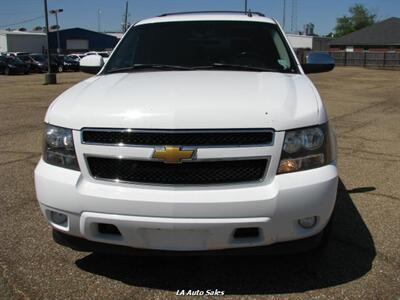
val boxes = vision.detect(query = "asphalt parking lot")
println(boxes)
[0,68,399,299]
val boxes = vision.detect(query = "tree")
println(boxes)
[334,4,376,37]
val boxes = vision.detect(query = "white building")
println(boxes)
[105,32,124,40]
[287,34,313,49]
[0,30,46,53]
[287,34,331,51]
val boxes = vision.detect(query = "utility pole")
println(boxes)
[97,9,102,32]
[291,0,298,33]
[244,0,248,13]
[43,0,56,84]
[49,8,63,54]
[283,0,286,30]
[123,1,129,32]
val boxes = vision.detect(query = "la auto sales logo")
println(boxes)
[176,289,225,296]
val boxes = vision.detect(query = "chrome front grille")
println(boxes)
[82,129,274,185]
[81,129,274,147]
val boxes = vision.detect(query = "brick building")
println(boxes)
[330,17,400,52]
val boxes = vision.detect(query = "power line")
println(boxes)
[0,15,44,28]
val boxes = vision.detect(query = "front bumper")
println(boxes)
[53,227,325,255]
[35,160,338,251]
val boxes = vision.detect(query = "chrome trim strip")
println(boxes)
[80,128,275,148]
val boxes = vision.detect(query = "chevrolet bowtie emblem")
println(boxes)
[152,146,195,164]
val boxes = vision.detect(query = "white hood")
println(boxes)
[46,71,326,131]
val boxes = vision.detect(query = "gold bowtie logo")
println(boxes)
[152,146,195,164]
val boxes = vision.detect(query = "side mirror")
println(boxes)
[302,52,335,74]
[80,55,104,74]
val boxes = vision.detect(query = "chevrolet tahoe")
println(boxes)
[35,11,338,254]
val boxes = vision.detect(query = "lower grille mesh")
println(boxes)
[87,157,268,185]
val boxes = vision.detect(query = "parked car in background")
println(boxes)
[68,53,86,61]
[17,55,33,71]
[51,55,65,73]
[24,54,49,73]
[60,55,80,72]
[84,51,110,63]
[6,52,30,57]
[29,54,63,73]
[0,55,29,75]
[84,51,109,58]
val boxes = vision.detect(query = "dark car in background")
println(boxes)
[0,56,29,75]
[29,54,64,73]
[59,55,79,72]
[18,55,33,71]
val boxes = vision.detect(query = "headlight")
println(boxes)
[278,123,335,174]
[43,124,80,170]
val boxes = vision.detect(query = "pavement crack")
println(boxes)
[0,126,43,137]
[0,150,41,155]
[332,97,399,122]
[338,135,396,144]
[0,154,40,167]
[368,192,400,202]
[338,146,400,160]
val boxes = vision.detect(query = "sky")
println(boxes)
[0,0,399,35]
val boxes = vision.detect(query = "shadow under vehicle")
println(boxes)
[74,179,376,295]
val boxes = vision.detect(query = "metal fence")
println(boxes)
[328,51,400,69]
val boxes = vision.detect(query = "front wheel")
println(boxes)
[58,65,63,73]
[4,67,10,75]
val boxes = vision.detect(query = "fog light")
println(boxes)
[50,211,67,225]
[298,216,317,229]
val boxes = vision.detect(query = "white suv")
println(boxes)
[35,11,338,254]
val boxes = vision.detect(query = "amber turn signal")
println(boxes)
[278,159,299,173]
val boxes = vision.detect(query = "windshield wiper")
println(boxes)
[191,63,284,72]
[105,63,291,74]
[105,64,191,74]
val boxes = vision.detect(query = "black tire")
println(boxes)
[58,65,63,73]
[4,67,10,75]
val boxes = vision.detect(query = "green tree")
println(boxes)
[334,4,376,37]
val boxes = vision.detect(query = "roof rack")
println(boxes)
[158,11,265,18]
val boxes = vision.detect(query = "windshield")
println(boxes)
[64,56,75,62]
[31,55,46,63]
[6,57,24,64]
[19,56,31,62]
[104,21,297,74]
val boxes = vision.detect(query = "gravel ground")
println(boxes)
[0,68,399,299]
